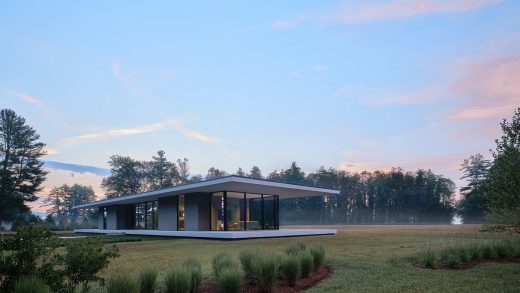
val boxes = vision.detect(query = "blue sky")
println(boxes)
[1,1,519,212]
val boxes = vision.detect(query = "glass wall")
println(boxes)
[246,193,262,230]
[103,207,107,229]
[134,201,158,229]
[178,195,185,231]
[211,192,225,231]
[226,192,245,231]
[263,195,277,229]
[210,192,279,231]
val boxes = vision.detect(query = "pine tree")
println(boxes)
[0,109,47,222]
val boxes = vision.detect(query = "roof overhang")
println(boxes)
[73,176,340,209]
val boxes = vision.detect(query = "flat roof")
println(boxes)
[73,175,340,209]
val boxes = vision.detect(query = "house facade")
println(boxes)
[73,176,339,239]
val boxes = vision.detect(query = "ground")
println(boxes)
[85,224,519,292]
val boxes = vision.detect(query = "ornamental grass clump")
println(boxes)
[418,248,437,268]
[184,259,202,293]
[165,267,191,293]
[13,276,50,293]
[138,267,158,293]
[468,244,482,261]
[492,241,510,258]
[106,271,139,293]
[481,244,494,259]
[285,241,306,256]
[280,255,300,287]
[239,249,258,277]
[217,267,241,293]
[299,252,314,278]
[251,252,280,293]
[212,252,236,279]
[310,245,325,270]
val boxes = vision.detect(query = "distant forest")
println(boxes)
[100,153,456,225]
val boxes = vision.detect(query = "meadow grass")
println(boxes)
[94,224,520,292]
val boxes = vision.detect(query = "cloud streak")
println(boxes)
[274,0,501,28]
[51,118,219,153]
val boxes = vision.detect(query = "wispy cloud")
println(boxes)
[274,0,501,28]
[111,61,175,98]
[448,56,520,120]
[2,89,52,117]
[51,118,219,153]
[363,89,436,105]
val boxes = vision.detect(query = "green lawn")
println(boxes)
[97,225,520,292]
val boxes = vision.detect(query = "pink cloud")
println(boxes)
[333,0,501,23]
[273,0,501,28]
[449,56,520,120]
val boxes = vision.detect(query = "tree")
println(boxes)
[206,167,227,180]
[235,167,245,177]
[484,107,520,232]
[457,154,491,223]
[148,150,178,189]
[176,158,190,184]
[44,184,96,228]
[0,109,47,222]
[249,166,263,179]
[101,155,147,198]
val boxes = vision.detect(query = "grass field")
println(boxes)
[97,224,519,292]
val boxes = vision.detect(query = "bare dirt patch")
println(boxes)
[199,264,333,293]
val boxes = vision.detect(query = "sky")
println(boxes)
[1,1,519,214]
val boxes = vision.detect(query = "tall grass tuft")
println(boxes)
[280,255,300,287]
[138,267,158,293]
[239,249,258,277]
[418,248,437,268]
[285,241,306,256]
[106,271,139,293]
[493,241,510,258]
[13,276,50,293]
[184,259,202,293]
[212,252,236,279]
[299,252,314,278]
[481,244,493,259]
[468,244,482,260]
[217,267,241,293]
[164,267,191,293]
[251,253,280,293]
[310,245,325,270]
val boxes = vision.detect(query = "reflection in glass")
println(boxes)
[263,195,276,229]
[226,192,245,231]
[246,194,262,230]
[211,192,225,230]
[178,195,185,231]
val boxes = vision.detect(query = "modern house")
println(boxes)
[73,176,339,239]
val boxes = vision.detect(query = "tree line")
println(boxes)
[1,107,519,229]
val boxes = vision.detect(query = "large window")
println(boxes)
[178,195,185,231]
[211,192,225,231]
[226,192,245,231]
[246,194,262,230]
[211,192,279,231]
[134,201,158,230]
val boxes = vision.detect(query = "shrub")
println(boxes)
[310,245,325,270]
[184,259,202,293]
[418,249,437,268]
[106,271,138,293]
[0,226,55,292]
[299,252,314,278]
[59,237,119,293]
[217,267,241,293]
[138,267,158,293]
[212,252,235,279]
[164,267,191,293]
[13,276,50,293]
[239,249,258,277]
[280,255,300,287]
[285,241,306,256]
[251,253,279,293]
